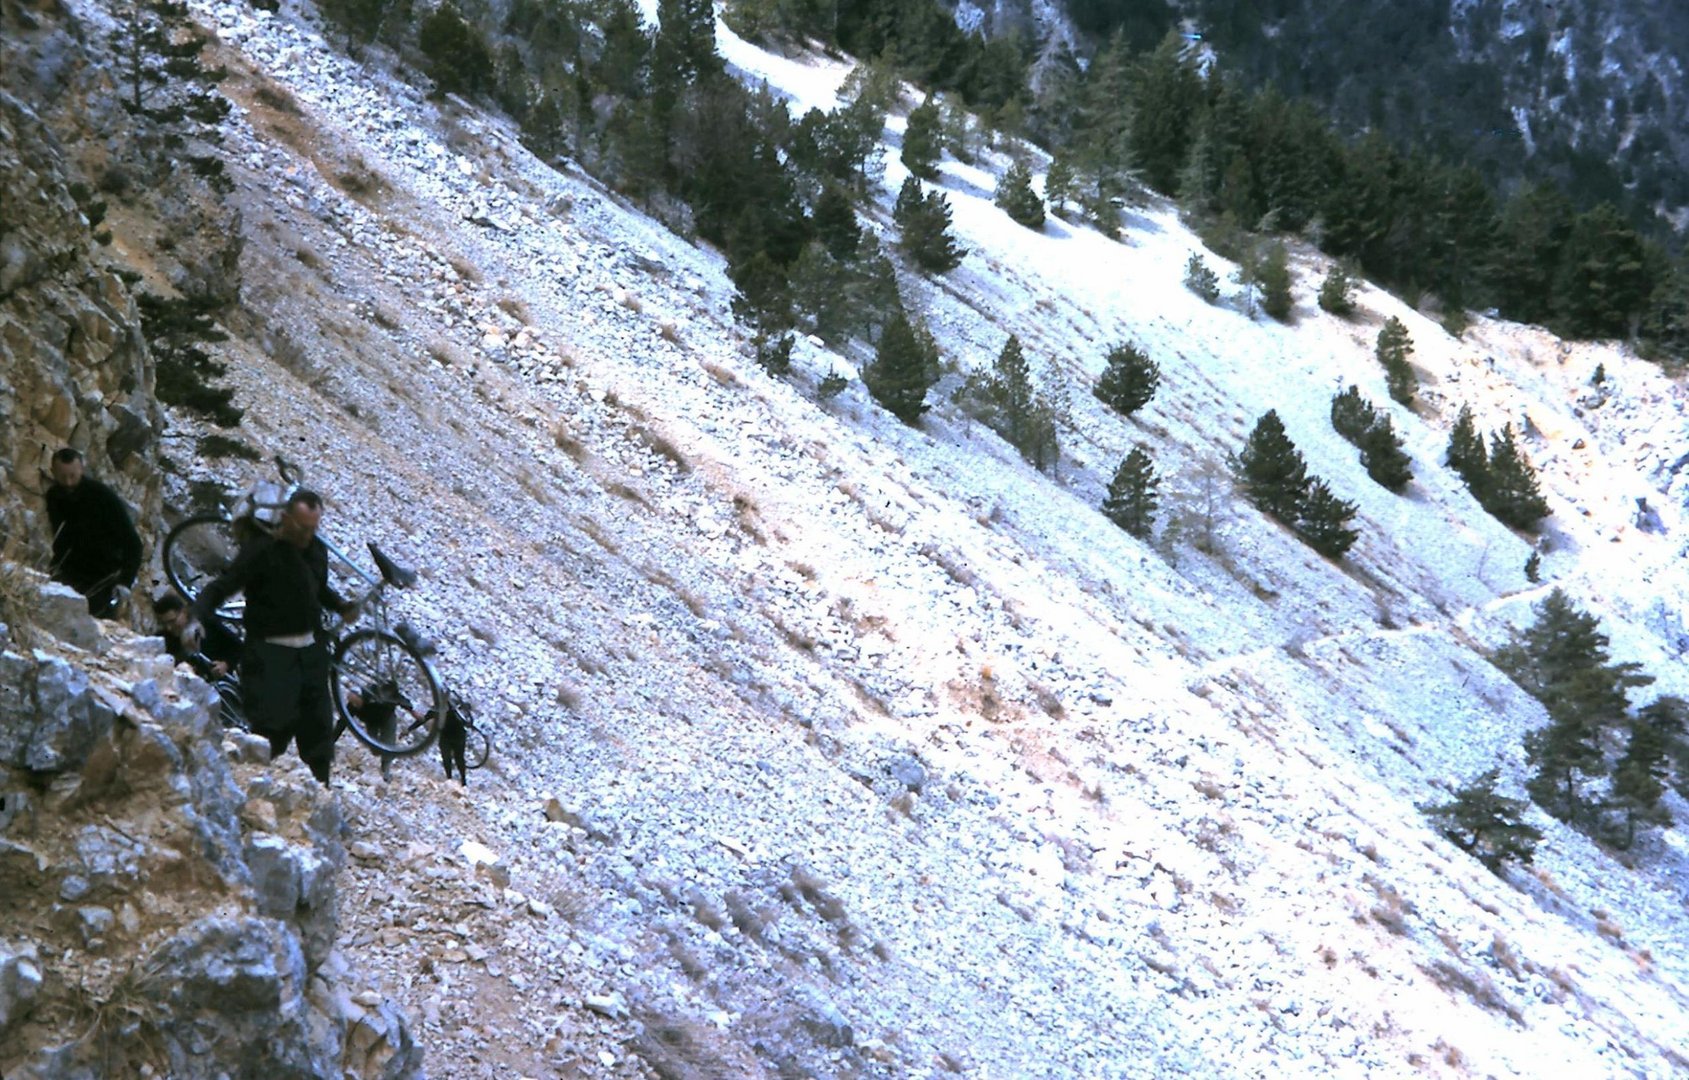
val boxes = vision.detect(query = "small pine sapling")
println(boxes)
[817,369,849,400]
[755,333,794,377]
[1376,317,1416,406]
[1258,241,1293,322]
[1317,263,1356,315]
[1446,404,1488,491]
[1093,343,1160,416]
[1236,410,1308,524]
[994,161,1046,230]
[1044,158,1076,215]
[901,95,943,180]
[1329,385,1378,443]
[1296,478,1359,558]
[1184,253,1220,303]
[1102,447,1159,539]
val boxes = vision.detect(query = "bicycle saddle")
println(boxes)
[368,542,418,588]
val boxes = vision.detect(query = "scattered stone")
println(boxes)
[0,941,43,1035]
[583,992,628,1021]
[34,581,101,651]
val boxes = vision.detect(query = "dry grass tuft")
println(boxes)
[1365,875,1413,936]
[789,865,848,924]
[550,417,589,461]
[448,255,482,283]
[496,295,531,324]
[252,82,302,116]
[1425,959,1522,1023]
[630,1007,739,1080]
[700,359,738,386]
[1491,932,1524,980]
[333,156,389,203]
[632,425,691,472]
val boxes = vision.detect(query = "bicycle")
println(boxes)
[162,456,446,757]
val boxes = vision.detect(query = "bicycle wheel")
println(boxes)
[162,516,250,624]
[463,727,492,770]
[212,676,248,732]
[330,629,445,756]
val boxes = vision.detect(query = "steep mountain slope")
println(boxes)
[10,0,1689,1077]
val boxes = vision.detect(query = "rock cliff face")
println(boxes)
[0,571,424,1079]
[0,90,161,565]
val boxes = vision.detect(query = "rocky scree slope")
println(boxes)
[8,0,1689,1076]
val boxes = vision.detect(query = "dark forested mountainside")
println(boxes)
[1063,0,1689,231]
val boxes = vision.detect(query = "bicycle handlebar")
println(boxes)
[275,455,301,486]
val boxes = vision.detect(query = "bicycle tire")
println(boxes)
[212,677,248,732]
[330,628,445,757]
[463,727,492,770]
[163,515,247,608]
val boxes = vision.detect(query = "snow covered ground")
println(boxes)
[148,0,1689,1074]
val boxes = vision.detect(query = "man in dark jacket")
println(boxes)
[154,592,241,679]
[46,448,143,617]
[189,489,356,784]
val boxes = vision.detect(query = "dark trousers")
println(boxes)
[241,639,335,784]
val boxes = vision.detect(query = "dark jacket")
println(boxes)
[194,534,349,642]
[46,477,143,584]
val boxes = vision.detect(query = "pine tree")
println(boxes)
[1296,478,1359,558]
[1504,589,1654,825]
[728,250,793,330]
[419,5,495,98]
[1331,386,1411,492]
[1446,404,1488,492]
[651,0,722,116]
[1358,414,1413,493]
[901,95,944,180]
[813,185,861,261]
[1184,254,1220,303]
[1258,240,1293,322]
[140,293,242,428]
[1552,204,1654,341]
[1044,158,1076,215]
[1483,424,1550,531]
[864,311,938,424]
[754,332,794,377]
[893,177,965,273]
[1639,696,1689,799]
[1609,718,1672,848]
[1237,410,1308,524]
[1421,768,1543,872]
[318,0,406,53]
[1376,317,1416,406]
[1329,385,1378,444]
[958,336,1059,470]
[114,0,229,120]
[994,162,1046,230]
[1093,343,1160,416]
[1103,447,1159,539]
[1318,263,1356,315]
[1128,31,1202,195]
